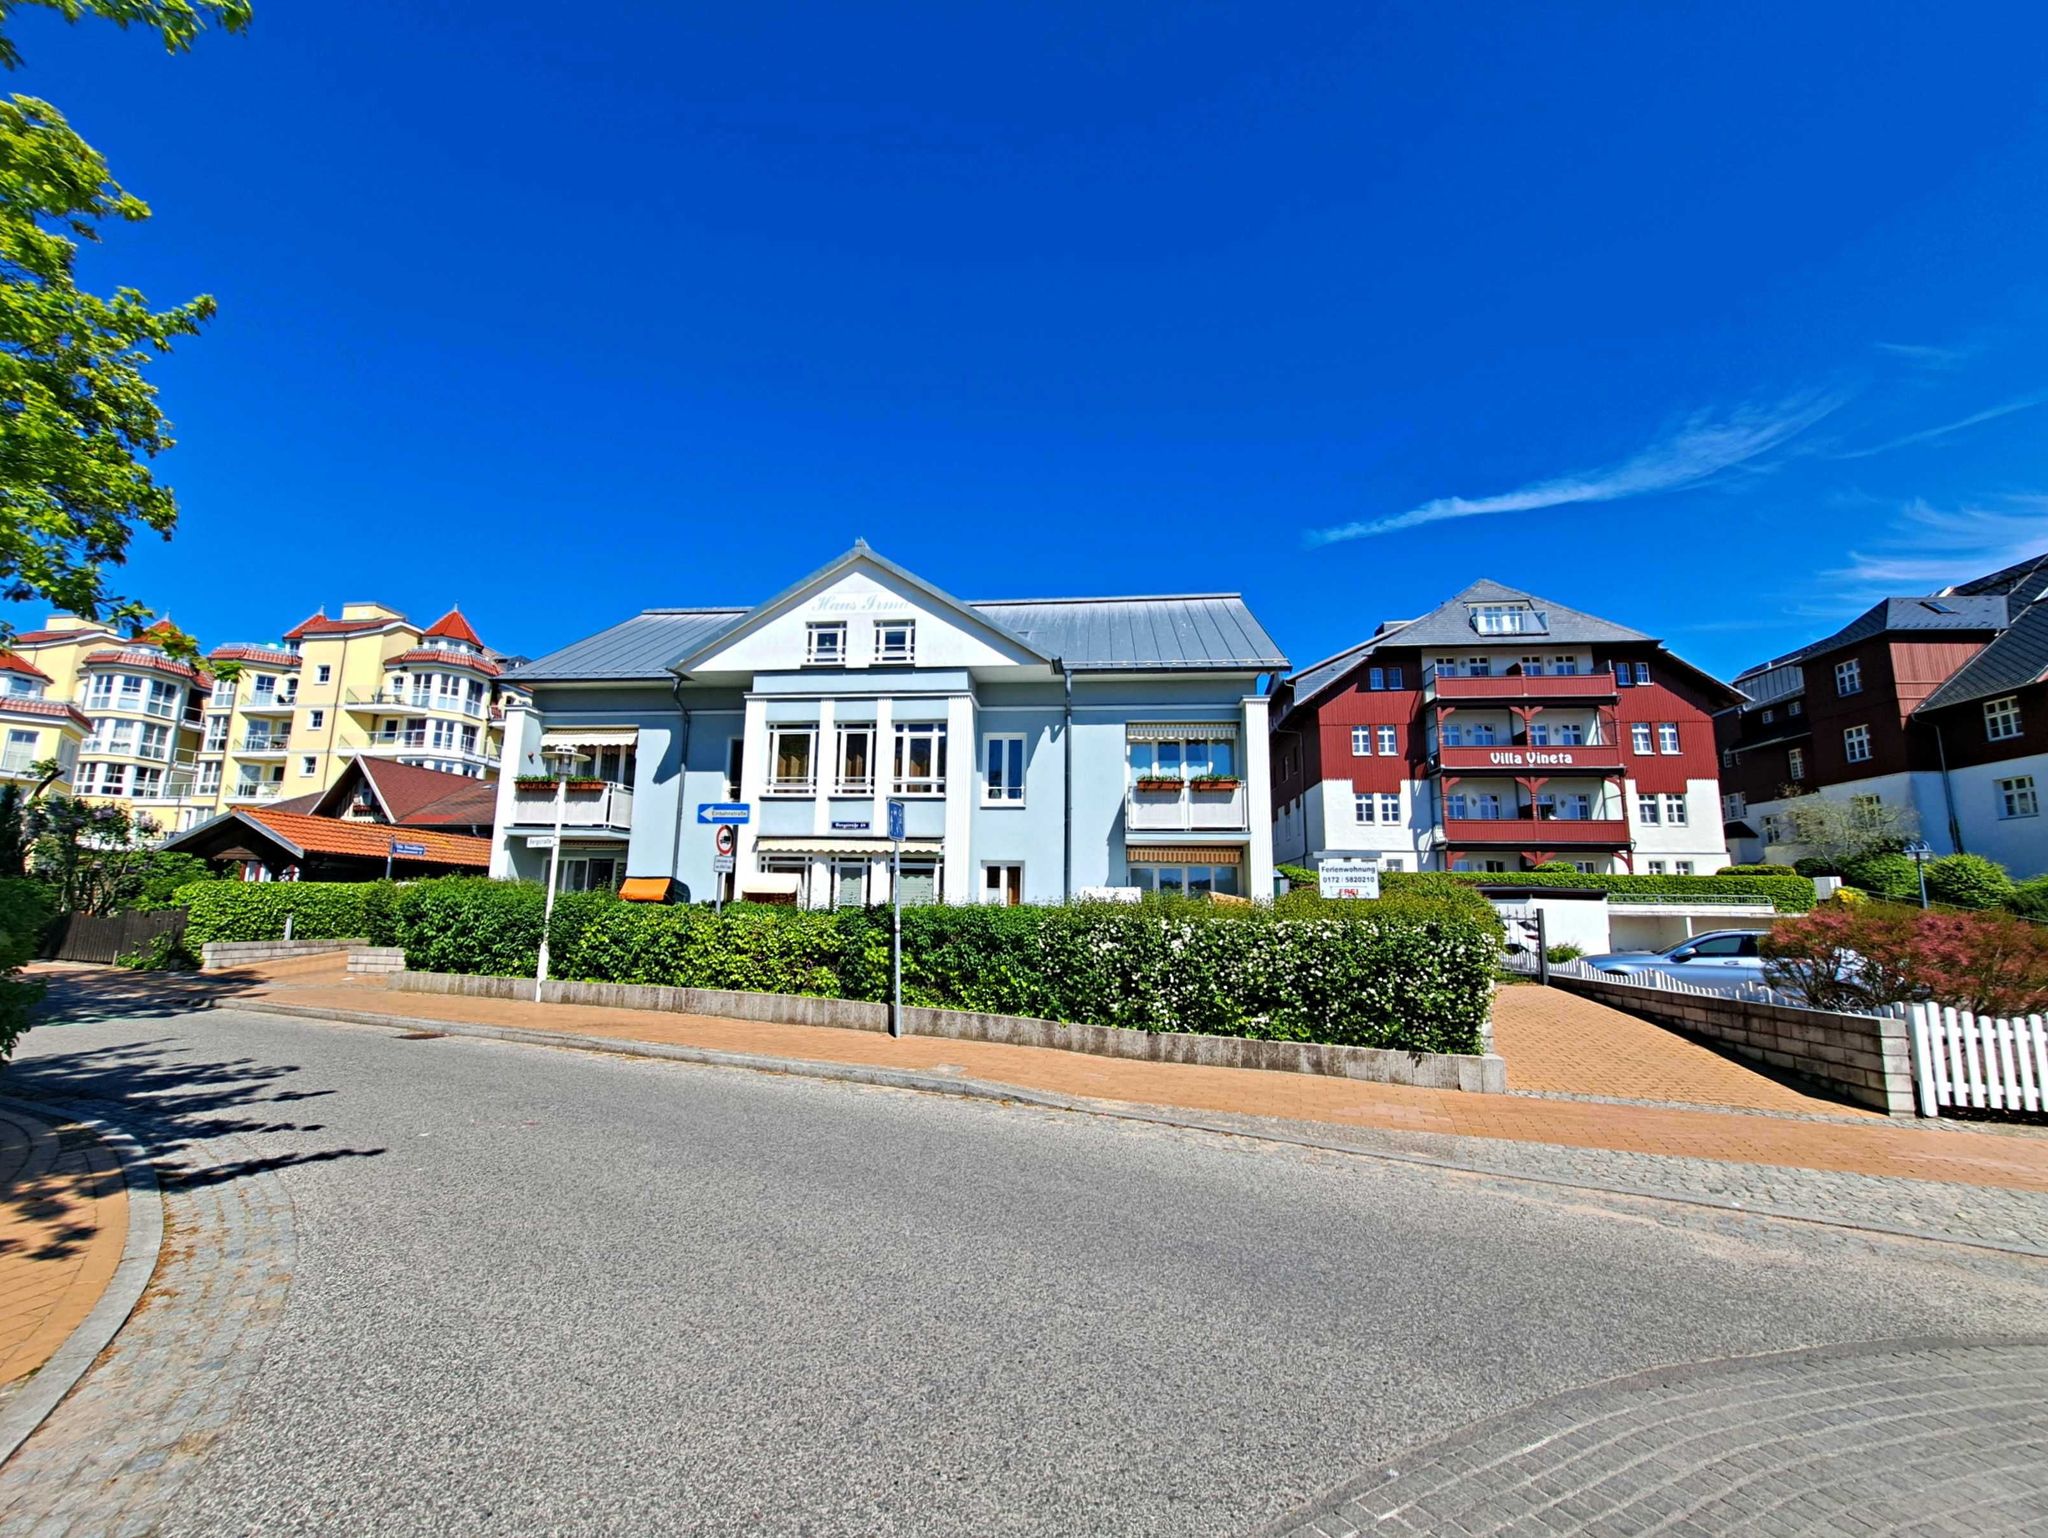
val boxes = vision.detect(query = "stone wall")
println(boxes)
[200,938,368,971]
[346,947,408,975]
[1550,973,1913,1115]
[391,969,1508,1093]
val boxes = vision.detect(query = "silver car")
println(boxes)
[1581,929,1769,987]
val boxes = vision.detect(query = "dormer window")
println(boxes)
[806,622,847,666]
[875,621,916,665]
[1470,603,1548,636]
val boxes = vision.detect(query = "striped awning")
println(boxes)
[541,727,638,749]
[1125,844,1242,865]
[755,835,944,857]
[1125,721,1239,743]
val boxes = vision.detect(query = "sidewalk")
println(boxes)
[0,1102,129,1395]
[197,961,2048,1196]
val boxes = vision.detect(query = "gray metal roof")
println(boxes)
[513,570,1286,683]
[1285,641,1376,702]
[1736,595,2009,682]
[1945,550,2048,612]
[1350,578,1653,651]
[1916,600,2048,713]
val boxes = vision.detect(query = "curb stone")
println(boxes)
[228,1000,2048,1261]
[0,1094,166,1471]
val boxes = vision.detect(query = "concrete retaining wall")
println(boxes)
[346,947,408,975]
[391,969,1507,1093]
[1549,973,1914,1115]
[201,938,369,971]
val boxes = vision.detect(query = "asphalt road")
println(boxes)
[7,1003,2048,1537]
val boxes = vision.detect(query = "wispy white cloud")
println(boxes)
[1305,396,1840,547]
[1823,499,2048,601]
[1873,340,1977,371]
[1826,394,2044,460]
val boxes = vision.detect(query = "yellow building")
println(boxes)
[0,652,93,798]
[197,602,514,815]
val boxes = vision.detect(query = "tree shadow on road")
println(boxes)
[24,963,278,1025]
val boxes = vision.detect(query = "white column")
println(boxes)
[735,693,769,893]
[490,703,538,878]
[943,693,975,902]
[871,696,894,898]
[1242,693,1275,900]
[812,699,836,835]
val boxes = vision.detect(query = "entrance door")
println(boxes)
[981,863,1023,905]
[834,859,868,909]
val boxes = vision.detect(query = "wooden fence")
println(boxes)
[1907,1002,2048,1119]
[44,909,188,965]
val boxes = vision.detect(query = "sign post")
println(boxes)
[712,825,737,915]
[887,798,906,1038]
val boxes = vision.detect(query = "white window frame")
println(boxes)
[1630,722,1653,755]
[1351,726,1373,757]
[805,622,848,667]
[834,725,874,796]
[1985,695,2023,742]
[1636,795,1660,826]
[892,721,947,796]
[1663,793,1688,827]
[1355,792,1375,824]
[315,664,332,684]
[982,732,1025,805]
[1787,745,1806,781]
[1835,658,1862,696]
[300,756,318,777]
[766,726,818,795]
[979,862,1024,906]
[1998,775,2039,819]
[308,709,325,730]
[1376,725,1398,756]
[874,621,916,666]
[1657,723,1681,754]
[1843,724,1872,764]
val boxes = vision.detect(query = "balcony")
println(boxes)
[228,782,283,801]
[508,780,634,831]
[240,694,298,715]
[361,729,499,769]
[1422,666,1618,704]
[347,690,488,718]
[1441,815,1630,846]
[237,735,290,756]
[1127,778,1249,833]
[1433,741,1624,773]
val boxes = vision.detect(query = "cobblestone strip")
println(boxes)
[1255,1338,2048,1538]
[0,1098,162,1472]
[0,1107,296,1538]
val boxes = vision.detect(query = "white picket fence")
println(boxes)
[1907,1002,2048,1119]
[1503,949,1890,1014]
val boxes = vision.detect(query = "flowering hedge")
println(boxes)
[1389,870,1817,913]
[1761,903,2048,1016]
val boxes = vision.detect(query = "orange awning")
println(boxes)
[619,877,673,903]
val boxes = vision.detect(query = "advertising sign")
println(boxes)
[1318,858,1381,900]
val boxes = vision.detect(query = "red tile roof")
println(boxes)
[386,646,502,677]
[424,608,485,646]
[82,648,203,682]
[282,612,394,641]
[0,652,51,681]
[239,808,492,868]
[0,696,92,730]
[9,625,116,647]
[347,759,500,826]
[209,644,303,668]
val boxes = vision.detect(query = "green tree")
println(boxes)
[21,792,178,914]
[1923,853,2016,911]
[0,782,22,875]
[0,1,248,651]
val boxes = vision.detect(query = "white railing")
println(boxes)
[350,690,486,717]
[508,781,634,829]
[229,782,282,801]
[1505,951,1905,1015]
[238,736,290,754]
[1908,1002,2048,1119]
[1127,780,1249,832]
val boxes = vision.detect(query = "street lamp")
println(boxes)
[534,743,588,1001]
[1903,839,1933,909]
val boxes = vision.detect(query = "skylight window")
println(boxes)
[1921,600,1958,615]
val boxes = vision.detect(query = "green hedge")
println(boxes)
[175,880,402,947]
[1386,870,1816,913]
[0,879,55,1060]
[180,877,1497,1053]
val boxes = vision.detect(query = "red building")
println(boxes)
[1269,580,1740,874]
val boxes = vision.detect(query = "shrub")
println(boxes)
[1841,851,1921,902]
[2007,875,2048,922]
[1384,870,1816,913]
[177,880,403,948]
[1762,902,2048,1015]
[1544,943,1584,963]
[1528,860,1579,874]
[1923,853,2016,911]
[1275,863,1316,890]
[0,879,54,1060]
[1792,856,1838,878]
[118,930,200,972]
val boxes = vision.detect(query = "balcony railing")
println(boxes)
[347,690,488,718]
[237,736,290,755]
[766,776,817,796]
[241,694,298,714]
[1440,815,1630,846]
[360,730,498,768]
[508,781,634,830]
[1421,665,1619,703]
[1127,778,1249,832]
[228,782,283,801]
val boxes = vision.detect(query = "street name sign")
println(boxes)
[697,803,751,824]
[526,834,557,850]
[389,841,428,857]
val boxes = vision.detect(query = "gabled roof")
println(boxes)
[166,807,492,868]
[386,646,502,677]
[1358,578,1655,650]
[0,652,51,682]
[512,545,1288,682]
[423,608,485,646]
[81,648,203,682]
[1915,600,2048,714]
[1736,595,2009,682]
[8,623,118,647]
[283,611,401,641]
[314,758,500,828]
[667,544,1049,675]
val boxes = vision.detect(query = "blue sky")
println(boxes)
[8,1,2048,678]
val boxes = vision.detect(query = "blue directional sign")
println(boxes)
[696,803,751,825]
[390,841,428,857]
[886,799,906,841]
